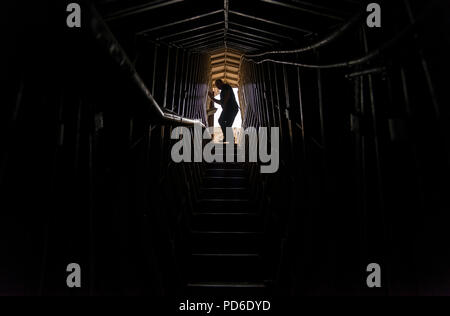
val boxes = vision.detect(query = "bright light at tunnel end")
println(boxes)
[170,126,280,174]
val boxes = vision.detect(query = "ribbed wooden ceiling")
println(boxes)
[94,0,363,86]
[209,50,241,87]
[95,0,363,54]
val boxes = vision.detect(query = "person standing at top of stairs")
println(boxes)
[208,79,239,144]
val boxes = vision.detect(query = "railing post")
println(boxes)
[181,52,192,117]
[272,63,284,140]
[257,65,271,127]
[176,50,187,114]
[282,64,294,156]
[266,63,278,128]
[152,45,158,96]
[170,48,180,112]
[163,46,171,109]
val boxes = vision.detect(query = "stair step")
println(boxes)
[189,231,264,254]
[197,198,254,213]
[205,168,247,178]
[191,213,263,232]
[186,282,268,296]
[186,253,264,282]
[205,162,247,170]
[208,155,249,163]
[200,187,249,199]
[187,281,266,289]
[203,176,248,188]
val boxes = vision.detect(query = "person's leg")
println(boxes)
[222,109,239,143]
[231,109,239,142]
[228,108,239,127]
[218,112,227,141]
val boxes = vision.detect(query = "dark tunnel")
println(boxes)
[1,0,450,297]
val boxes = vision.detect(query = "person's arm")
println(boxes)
[208,89,231,107]
[208,91,223,106]
[213,97,224,106]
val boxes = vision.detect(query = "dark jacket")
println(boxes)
[220,84,239,112]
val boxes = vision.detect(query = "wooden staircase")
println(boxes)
[183,146,270,296]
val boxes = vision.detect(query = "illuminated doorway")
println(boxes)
[213,88,242,143]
